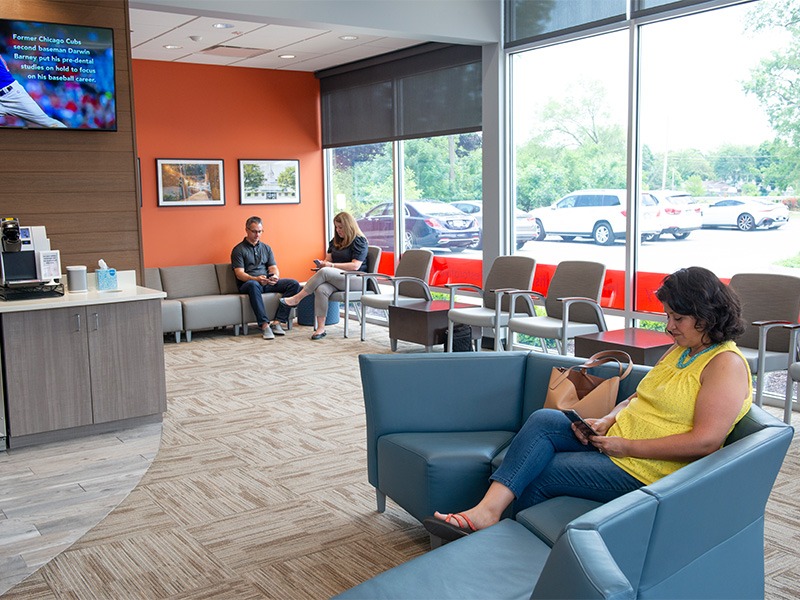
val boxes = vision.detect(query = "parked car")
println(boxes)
[702,197,790,231]
[451,200,538,249]
[528,189,661,245]
[648,190,703,240]
[357,200,479,252]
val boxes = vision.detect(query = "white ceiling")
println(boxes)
[128,7,425,72]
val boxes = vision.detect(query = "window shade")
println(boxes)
[318,43,482,148]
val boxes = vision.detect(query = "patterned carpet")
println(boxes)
[4,319,800,599]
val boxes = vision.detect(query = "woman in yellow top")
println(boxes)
[424,266,752,542]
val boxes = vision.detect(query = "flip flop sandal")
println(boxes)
[422,513,477,542]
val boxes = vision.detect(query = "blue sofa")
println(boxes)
[338,352,793,599]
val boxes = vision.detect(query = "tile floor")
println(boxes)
[0,422,162,595]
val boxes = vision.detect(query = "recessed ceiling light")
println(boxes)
[213,22,234,29]
[339,35,358,41]
[163,44,183,50]
[279,54,295,59]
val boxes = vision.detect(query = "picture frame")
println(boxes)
[156,159,225,207]
[239,159,300,205]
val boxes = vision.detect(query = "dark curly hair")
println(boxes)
[655,266,745,344]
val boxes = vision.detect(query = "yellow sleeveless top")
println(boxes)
[608,340,751,485]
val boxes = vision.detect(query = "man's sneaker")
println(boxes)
[271,322,286,336]
[262,325,275,340]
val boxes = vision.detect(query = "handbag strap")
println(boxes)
[581,350,634,380]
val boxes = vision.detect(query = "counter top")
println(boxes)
[0,286,166,314]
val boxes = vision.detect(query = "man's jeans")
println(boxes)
[239,278,301,327]
[490,408,643,512]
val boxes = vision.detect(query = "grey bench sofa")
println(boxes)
[144,263,289,342]
[337,351,794,599]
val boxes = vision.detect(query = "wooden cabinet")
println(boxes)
[3,306,93,436]
[1,298,166,441]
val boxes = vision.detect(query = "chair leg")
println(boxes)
[785,377,796,425]
[755,372,767,407]
[360,304,367,342]
[185,330,192,342]
[174,332,180,343]
[376,489,386,513]
[447,320,454,352]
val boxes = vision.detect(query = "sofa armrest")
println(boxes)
[532,528,635,600]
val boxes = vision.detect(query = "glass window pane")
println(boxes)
[637,1,798,312]
[329,143,394,267]
[511,31,629,306]
[402,133,484,286]
[507,0,626,44]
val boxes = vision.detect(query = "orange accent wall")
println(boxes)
[133,60,324,279]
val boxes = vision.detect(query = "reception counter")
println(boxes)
[0,275,168,449]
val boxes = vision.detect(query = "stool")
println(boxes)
[296,294,340,326]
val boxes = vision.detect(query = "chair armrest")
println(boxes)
[503,289,545,319]
[754,320,794,375]
[558,296,608,332]
[532,528,635,599]
[389,276,432,302]
[782,322,800,367]
[445,283,483,309]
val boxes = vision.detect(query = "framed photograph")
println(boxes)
[239,159,300,205]
[156,159,225,207]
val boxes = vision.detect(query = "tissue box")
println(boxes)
[96,268,118,291]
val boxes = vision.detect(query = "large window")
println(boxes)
[511,30,633,305]
[327,133,484,285]
[509,0,798,318]
[637,1,797,303]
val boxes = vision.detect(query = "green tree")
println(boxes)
[743,0,800,145]
[276,166,296,195]
[515,81,626,209]
[710,144,758,185]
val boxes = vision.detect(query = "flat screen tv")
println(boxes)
[0,18,116,130]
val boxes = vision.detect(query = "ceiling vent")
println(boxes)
[199,45,271,58]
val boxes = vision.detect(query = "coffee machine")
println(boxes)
[0,217,63,300]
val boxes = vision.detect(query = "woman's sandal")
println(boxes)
[422,513,477,542]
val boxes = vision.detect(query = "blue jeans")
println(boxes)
[239,278,301,326]
[491,409,644,512]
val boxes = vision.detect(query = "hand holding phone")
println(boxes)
[313,259,323,268]
[563,409,600,439]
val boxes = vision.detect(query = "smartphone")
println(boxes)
[563,409,599,438]
[313,259,323,268]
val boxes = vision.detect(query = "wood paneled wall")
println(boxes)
[0,0,141,278]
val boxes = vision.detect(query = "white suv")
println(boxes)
[529,189,660,245]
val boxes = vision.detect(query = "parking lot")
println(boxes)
[449,218,800,278]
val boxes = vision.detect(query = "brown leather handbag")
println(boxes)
[543,350,634,419]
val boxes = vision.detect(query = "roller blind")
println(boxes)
[317,42,482,149]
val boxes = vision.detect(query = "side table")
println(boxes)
[388,300,480,352]
[574,327,674,366]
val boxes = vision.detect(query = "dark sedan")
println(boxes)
[357,201,480,252]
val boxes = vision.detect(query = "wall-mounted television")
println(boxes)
[0,18,116,130]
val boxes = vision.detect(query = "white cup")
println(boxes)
[66,265,88,293]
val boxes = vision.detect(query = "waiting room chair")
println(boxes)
[330,245,382,338]
[358,249,434,342]
[783,323,800,424]
[729,272,800,407]
[446,255,537,351]
[504,260,608,354]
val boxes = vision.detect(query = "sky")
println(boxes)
[511,1,790,153]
